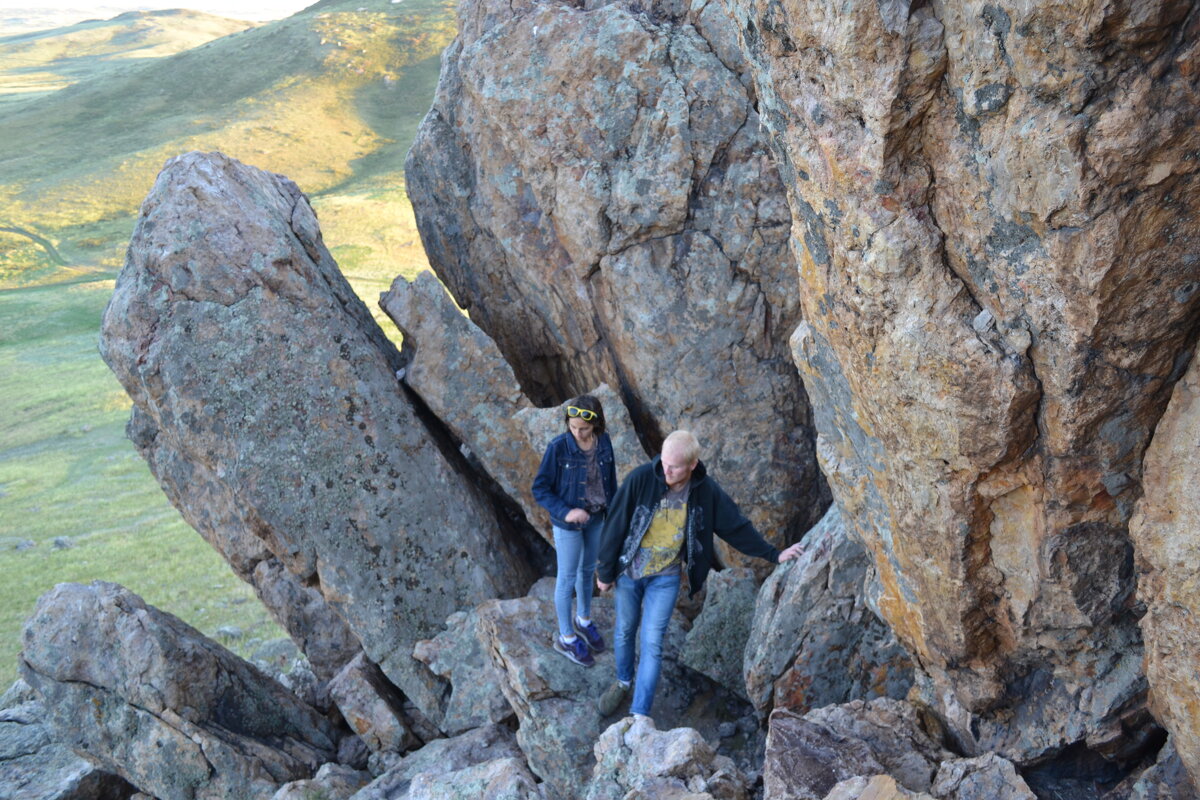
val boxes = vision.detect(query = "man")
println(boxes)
[595,430,804,722]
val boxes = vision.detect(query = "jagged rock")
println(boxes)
[412,608,514,737]
[680,568,758,700]
[99,151,539,720]
[1129,345,1200,785]
[406,0,828,575]
[723,0,1200,764]
[273,763,373,800]
[20,581,337,800]
[587,715,750,800]
[381,270,646,545]
[403,757,546,800]
[762,709,887,800]
[930,754,1034,800]
[475,590,722,797]
[1107,739,1199,799]
[743,507,913,715]
[349,724,524,799]
[823,775,933,800]
[0,682,135,800]
[328,654,421,760]
[804,700,947,794]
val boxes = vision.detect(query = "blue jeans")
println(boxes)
[553,516,603,640]
[614,571,681,717]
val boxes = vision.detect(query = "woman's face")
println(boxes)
[568,416,595,446]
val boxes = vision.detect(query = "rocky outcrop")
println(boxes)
[743,506,913,715]
[681,568,758,700]
[381,270,646,544]
[412,607,515,737]
[0,681,135,800]
[724,0,1200,763]
[272,764,372,800]
[328,654,421,766]
[349,724,526,800]
[405,0,829,571]
[587,716,750,800]
[1129,345,1200,783]
[99,151,538,720]
[20,582,337,800]
[763,699,1038,800]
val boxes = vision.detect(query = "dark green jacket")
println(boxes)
[596,456,780,595]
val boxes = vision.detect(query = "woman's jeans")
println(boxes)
[553,516,604,640]
[614,571,681,717]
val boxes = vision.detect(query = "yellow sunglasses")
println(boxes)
[567,406,598,422]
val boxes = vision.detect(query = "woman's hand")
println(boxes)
[565,508,591,524]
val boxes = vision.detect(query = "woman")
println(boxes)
[531,394,617,667]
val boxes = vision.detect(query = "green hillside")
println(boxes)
[0,9,257,105]
[0,0,453,683]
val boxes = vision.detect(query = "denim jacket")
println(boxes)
[532,431,617,530]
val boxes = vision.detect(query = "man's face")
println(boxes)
[661,443,697,491]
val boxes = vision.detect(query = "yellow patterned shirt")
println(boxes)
[629,484,688,578]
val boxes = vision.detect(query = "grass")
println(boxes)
[0,0,453,685]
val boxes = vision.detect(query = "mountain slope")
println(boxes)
[0,0,453,286]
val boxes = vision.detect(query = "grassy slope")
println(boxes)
[0,0,450,682]
[0,10,256,105]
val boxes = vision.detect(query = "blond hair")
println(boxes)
[662,430,700,463]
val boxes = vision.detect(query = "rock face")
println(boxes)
[681,568,759,699]
[763,699,1037,800]
[1129,345,1200,783]
[20,582,337,800]
[723,0,1200,763]
[99,151,539,719]
[381,270,646,544]
[587,716,750,800]
[743,506,913,715]
[350,724,526,800]
[405,0,829,570]
[0,681,135,800]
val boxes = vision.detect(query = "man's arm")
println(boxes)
[711,480,803,563]
[595,467,640,588]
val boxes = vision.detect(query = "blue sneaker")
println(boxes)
[554,635,594,667]
[573,618,605,653]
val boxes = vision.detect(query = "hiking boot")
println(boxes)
[553,635,594,667]
[598,680,629,716]
[573,618,606,653]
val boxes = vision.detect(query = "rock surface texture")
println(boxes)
[1129,344,1200,782]
[382,270,646,544]
[99,151,538,720]
[20,582,337,800]
[743,506,914,715]
[405,0,829,571]
[724,0,1200,765]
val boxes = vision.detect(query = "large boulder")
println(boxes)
[381,270,646,545]
[743,506,913,715]
[681,568,759,700]
[1129,344,1200,784]
[99,151,539,719]
[724,0,1200,763]
[405,0,828,573]
[20,582,337,800]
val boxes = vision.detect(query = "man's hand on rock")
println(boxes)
[777,542,805,563]
[565,508,590,524]
[597,578,613,592]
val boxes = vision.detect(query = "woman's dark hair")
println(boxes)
[564,394,606,436]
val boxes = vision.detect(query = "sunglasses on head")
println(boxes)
[567,406,598,422]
